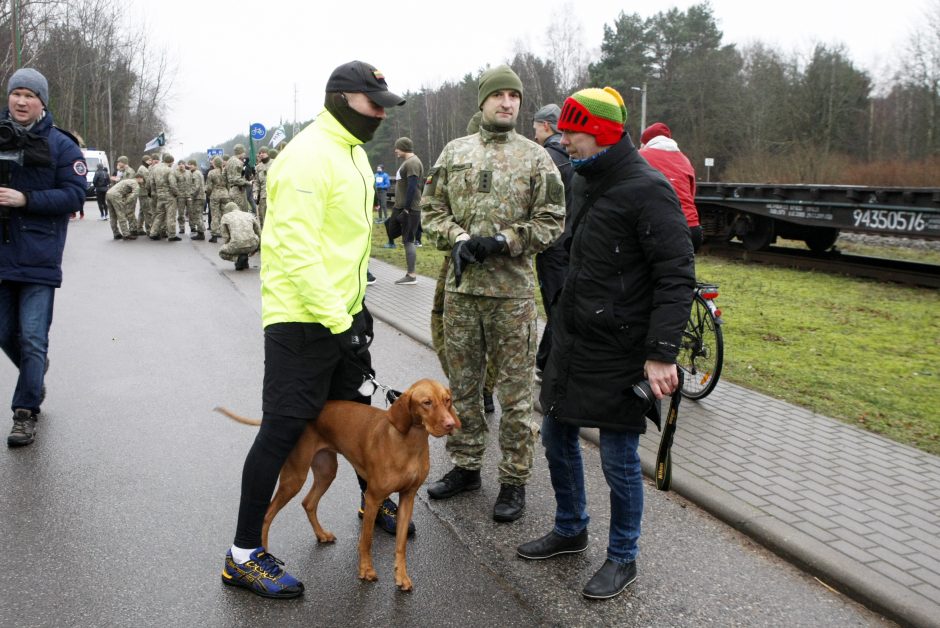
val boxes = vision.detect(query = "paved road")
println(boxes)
[0,206,891,627]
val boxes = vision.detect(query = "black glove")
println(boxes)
[465,235,504,262]
[451,240,479,288]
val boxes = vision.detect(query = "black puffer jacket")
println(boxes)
[539,133,695,433]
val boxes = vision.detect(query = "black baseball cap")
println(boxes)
[325,60,405,108]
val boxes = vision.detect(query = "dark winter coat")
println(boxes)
[539,133,696,433]
[0,108,87,287]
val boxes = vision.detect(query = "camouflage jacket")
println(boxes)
[225,156,248,190]
[421,126,565,298]
[105,178,140,209]
[136,165,150,197]
[206,168,229,199]
[151,163,178,200]
[191,169,205,198]
[254,159,269,199]
[221,208,261,246]
[175,168,193,198]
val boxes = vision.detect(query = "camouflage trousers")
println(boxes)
[257,196,267,229]
[209,196,231,236]
[137,196,152,233]
[219,238,259,262]
[443,291,537,485]
[177,198,191,231]
[149,196,178,238]
[106,198,138,237]
[228,186,250,213]
[431,256,497,391]
[186,198,205,234]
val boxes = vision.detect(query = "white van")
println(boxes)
[81,149,109,198]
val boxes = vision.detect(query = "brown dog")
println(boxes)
[216,378,459,591]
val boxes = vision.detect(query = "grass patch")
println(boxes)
[372,227,940,455]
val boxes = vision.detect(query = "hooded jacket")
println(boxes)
[260,110,374,334]
[0,108,86,287]
[540,133,695,433]
[639,136,699,227]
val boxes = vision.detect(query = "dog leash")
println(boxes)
[358,373,402,406]
[655,370,684,492]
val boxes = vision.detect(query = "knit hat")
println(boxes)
[116,155,129,164]
[212,156,223,168]
[558,87,627,147]
[233,144,246,156]
[187,159,197,166]
[162,153,174,163]
[7,68,48,105]
[641,122,671,146]
[267,148,278,159]
[534,104,560,129]
[394,137,413,152]
[224,201,240,213]
[478,64,524,109]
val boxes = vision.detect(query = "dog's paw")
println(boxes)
[358,564,378,582]
[315,531,336,544]
[396,575,413,592]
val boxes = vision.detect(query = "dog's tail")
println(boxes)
[214,406,262,427]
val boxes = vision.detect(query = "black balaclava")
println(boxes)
[324,92,382,143]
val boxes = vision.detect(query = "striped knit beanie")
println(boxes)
[558,87,627,146]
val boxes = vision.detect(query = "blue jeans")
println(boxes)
[541,415,643,564]
[0,281,55,413]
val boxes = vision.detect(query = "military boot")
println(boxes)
[427,466,481,499]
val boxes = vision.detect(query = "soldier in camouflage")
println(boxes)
[206,156,230,242]
[188,160,206,240]
[254,147,270,228]
[114,155,135,182]
[135,156,153,235]
[225,144,251,213]
[175,161,193,234]
[422,65,565,522]
[148,153,181,241]
[218,201,261,270]
[106,173,144,239]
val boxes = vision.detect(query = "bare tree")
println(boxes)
[544,4,589,95]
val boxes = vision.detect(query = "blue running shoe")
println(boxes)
[358,494,416,537]
[221,548,304,599]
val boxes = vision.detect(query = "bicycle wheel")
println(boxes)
[678,293,724,400]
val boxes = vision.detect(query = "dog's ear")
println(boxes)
[388,390,413,435]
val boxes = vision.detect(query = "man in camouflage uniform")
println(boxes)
[254,146,270,227]
[188,160,206,240]
[175,161,193,234]
[113,155,135,182]
[135,155,153,235]
[422,65,565,522]
[218,201,261,270]
[206,156,230,242]
[148,153,181,241]
[106,173,145,239]
[225,144,251,213]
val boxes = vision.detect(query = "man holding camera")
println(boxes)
[0,68,86,447]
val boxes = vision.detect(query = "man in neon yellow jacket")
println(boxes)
[221,60,405,600]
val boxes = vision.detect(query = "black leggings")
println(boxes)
[233,411,368,548]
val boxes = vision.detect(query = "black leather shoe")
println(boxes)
[209,235,218,243]
[427,466,481,500]
[168,236,182,241]
[483,392,495,413]
[148,235,160,241]
[517,529,588,559]
[582,559,637,599]
[191,232,205,241]
[493,484,525,522]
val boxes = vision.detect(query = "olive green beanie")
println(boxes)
[477,64,523,109]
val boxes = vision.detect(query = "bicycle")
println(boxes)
[677,282,724,400]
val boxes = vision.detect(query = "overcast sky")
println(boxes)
[129,0,933,158]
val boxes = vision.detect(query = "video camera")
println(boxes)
[0,119,28,243]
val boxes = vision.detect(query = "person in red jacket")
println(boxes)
[639,122,702,252]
